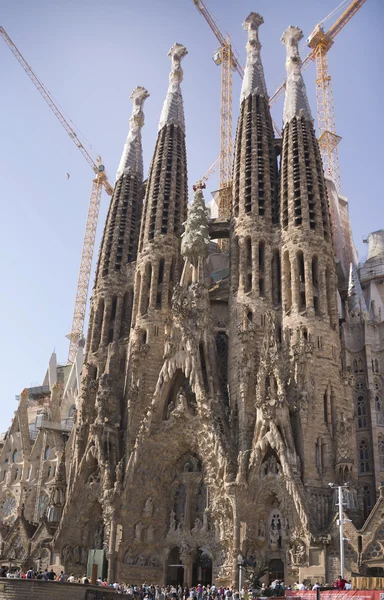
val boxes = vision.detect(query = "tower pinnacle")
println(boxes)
[116,86,149,181]
[240,13,268,103]
[158,43,188,133]
[281,26,312,125]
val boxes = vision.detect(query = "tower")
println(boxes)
[54,86,149,558]
[126,43,188,445]
[280,26,356,521]
[229,13,280,454]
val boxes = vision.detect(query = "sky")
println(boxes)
[0,0,382,432]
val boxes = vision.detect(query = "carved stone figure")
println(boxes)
[136,553,146,566]
[143,497,154,517]
[146,525,155,543]
[289,541,306,566]
[124,549,134,565]
[134,521,143,542]
[62,545,73,565]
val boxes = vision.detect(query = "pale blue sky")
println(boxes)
[0,0,382,432]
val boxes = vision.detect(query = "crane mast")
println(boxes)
[0,26,114,363]
[193,0,244,220]
[307,0,366,193]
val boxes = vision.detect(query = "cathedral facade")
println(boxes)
[1,13,384,587]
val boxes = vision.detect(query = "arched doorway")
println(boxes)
[192,549,212,586]
[167,547,184,587]
[268,558,284,583]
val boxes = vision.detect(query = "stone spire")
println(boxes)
[240,13,268,103]
[181,182,210,268]
[158,43,188,133]
[348,262,368,314]
[116,86,149,181]
[281,26,312,125]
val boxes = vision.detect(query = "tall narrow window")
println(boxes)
[271,249,281,305]
[92,298,104,351]
[297,251,306,310]
[121,289,134,338]
[259,240,265,297]
[168,259,175,307]
[359,439,370,473]
[325,266,332,320]
[108,296,117,343]
[323,391,328,424]
[312,256,319,315]
[283,251,292,311]
[245,237,252,292]
[141,263,152,315]
[157,258,165,309]
[378,434,384,470]
[375,395,384,426]
[357,395,368,428]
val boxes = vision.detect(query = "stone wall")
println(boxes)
[0,579,120,600]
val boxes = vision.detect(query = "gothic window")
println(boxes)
[215,332,229,406]
[44,446,50,460]
[297,251,306,310]
[68,405,76,418]
[108,295,117,343]
[355,379,364,392]
[353,359,358,374]
[37,493,49,519]
[156,258,165,309]
[11,450,18,463]
[283,251,292,311]
[259,241,265,297]
[174,484,186,527]
[13,468,18,481]
[312,256,319,315]
[271,249,281,306]
[121,289,134,338]
[372,359,379,373]
[245,237,252,292]
[378,435,384,470]
[362,485,372,520]
[359,439,370,473]
[357,396,368,429]
[376,396,384,426]
[358,358,364,373]
[0,496,16,522]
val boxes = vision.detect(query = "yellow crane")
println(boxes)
[195,0,366,196]
[192,0,244,219]
[0,26,114,364]
[307,0,366,193]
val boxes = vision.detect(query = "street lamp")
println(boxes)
[237,554,244,592]
[328,483,351,578]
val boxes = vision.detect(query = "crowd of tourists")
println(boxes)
[0,568,353,594]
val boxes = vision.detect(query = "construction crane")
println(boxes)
[193,0,244,219]
[0,26,114,364]
[195,0,365,197]
[307,0,366,193]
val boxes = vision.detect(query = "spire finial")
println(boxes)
[116,86,149,181]
[181,182,209,267]
[240,12,268,103]
[158,43,188,132]
[281,26,312,125]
